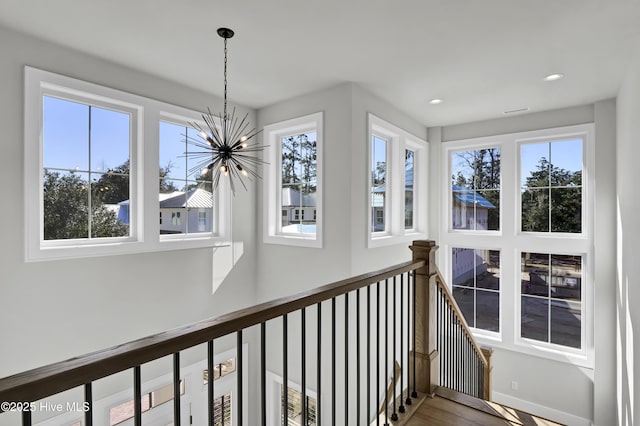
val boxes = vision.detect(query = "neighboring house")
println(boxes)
[451,187,496,284]
[281,187,316,227]
[451,185,495,230]
[371,166,414,232]
[116,189,214,234]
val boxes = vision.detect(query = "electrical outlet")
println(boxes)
[511,381,518,391]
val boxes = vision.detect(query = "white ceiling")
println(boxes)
[1,0,639,126]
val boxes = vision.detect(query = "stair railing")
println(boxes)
[0,240,491,426]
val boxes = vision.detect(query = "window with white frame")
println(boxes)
[368,114,427,247]
[263,112,323,248]
[25,67,230,261]
[442,124,593,366]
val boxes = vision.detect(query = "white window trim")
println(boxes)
[263,112,323,248]
[25,67,231,261]
[440,124,594,368]
[367,114,428,248]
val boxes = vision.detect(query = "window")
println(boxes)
[521,139,582,233]
[450,147,501,231]
[442,124,593,366]
[405,149,415,229]
[452,248,500,332]
[42,96,132,241]
[25,67,230,260]
[212,393,232,426]
[264,112,323,248]
[109,380,185,425]
[521,253,582,349]
[281,385,317,426]
[371,135,388,233]
[368,114,428,247]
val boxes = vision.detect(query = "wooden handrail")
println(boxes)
[0,259,425,405]
[433,265,488,367]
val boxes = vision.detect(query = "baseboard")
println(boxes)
[492,391,592,426]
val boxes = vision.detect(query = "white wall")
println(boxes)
[429,102,617,425]
[0,26,258,425]
[615,44,640,426]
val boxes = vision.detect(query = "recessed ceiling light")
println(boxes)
[429,98,443,105]
[543,73,565,82]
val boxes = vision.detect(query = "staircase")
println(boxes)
[0,240,531,426]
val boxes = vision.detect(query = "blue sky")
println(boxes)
[451,139,583,188]
[44,96,199,188]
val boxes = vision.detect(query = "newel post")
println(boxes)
[409,240,439,395]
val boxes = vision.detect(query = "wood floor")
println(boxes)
[377,387,564,426]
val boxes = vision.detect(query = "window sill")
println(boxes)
[263,233,323,248]
[474,333,592,369]
[368,231,427,248]
[27,237,230,262]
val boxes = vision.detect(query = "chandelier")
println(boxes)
[186,27,264,194]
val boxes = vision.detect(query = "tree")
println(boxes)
[521,158,581,233]
[44,170,128,240]
[94,160,179,201]
[282,133,317,193]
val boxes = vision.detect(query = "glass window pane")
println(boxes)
[90,107,130,173]
[90,174,129,238]
[453,286,475,328]
[43,170,89,240]
[451,148,500,231]
[43,96,89,171]
[521,296,548,343]
[452,189,474,230]
[521,143,549,189]
[521,252,550,297]
[186,188,213,234]
[281,132,317,236]
[551,255,582,301]
[550,302,581,349]
[476,290,499,332]
[160,121,188,180]
[371,136,387,232]
[550,139,582,187]
[550,187,581,233]
[405,149,414,229]
[476,190,499,231]
[477,250,500,290]
[452,247,475,286]
[522,188,549,232]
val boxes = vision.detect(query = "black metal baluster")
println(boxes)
[261,323,266,426]
[411,270,417,398]
[317,302,322,426]
[405,273,412,406]
[134,366,142,426]
[237,330,243,425]
[173,352,181,426]
[283,314,288,426]
[345,292,349,426]
[391,276,398,422]
[398,273,405,414]
[384,279,389,426]
[208,340,214,426]
[22,408,31,426]
[302,308,307,426]
[300,308,309,426]
[85,383,93,426]
[367,285,371,424]
[221,389,226,426]
[356,288,361,425]
[332,297,336,426]
[377,281,381,426]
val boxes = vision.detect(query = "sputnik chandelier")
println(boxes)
[186,27,264,194]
